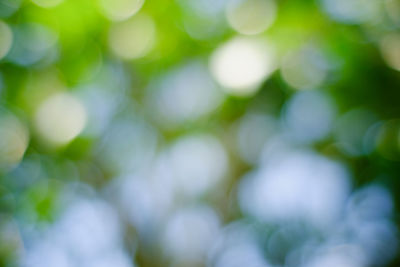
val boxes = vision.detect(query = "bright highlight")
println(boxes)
[34,92,87,146]
[210,37,275,96]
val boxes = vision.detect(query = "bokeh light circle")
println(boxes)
[380,33,400,71]
[283,91,336,143]
[281,46,328,90]
[7,23,58,66]
[0,113,29,169]
[210,37,275,96]
[99,0,144,21]
[169,134,229,197]
[320,0,382,24]
[163,206,220,262]
[34,92,87,146]
[226,0,277,35]
[149,62,224,127]
[0,21,12,60]
[108,13,156,60]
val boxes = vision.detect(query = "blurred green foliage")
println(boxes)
[1,0,400,266]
